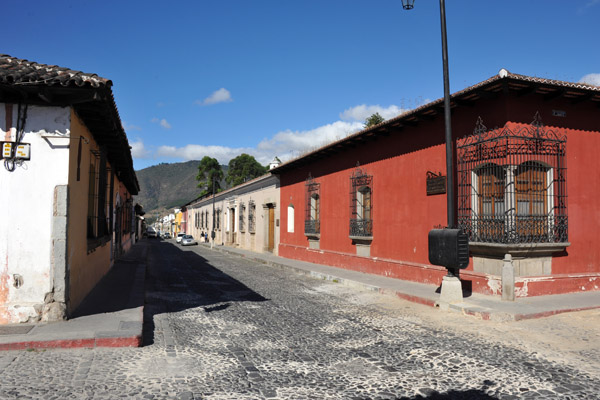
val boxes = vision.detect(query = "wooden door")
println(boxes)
[268,206,275,252]
[230,208,236,244]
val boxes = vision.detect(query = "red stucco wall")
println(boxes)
[278,90,600,296]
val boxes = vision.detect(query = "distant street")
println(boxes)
[0,239,598,399]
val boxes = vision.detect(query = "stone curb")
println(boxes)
[203,244,600,321]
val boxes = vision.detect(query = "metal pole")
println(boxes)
[439,0,454,230]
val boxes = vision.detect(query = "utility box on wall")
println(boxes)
[428,229,469,270]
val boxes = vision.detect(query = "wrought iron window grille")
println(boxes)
[248,201,256,233]
[457,113,567,245]
[350,164,373,238]
[239,203,245,232]
[87,150,109,240]
[305,173,321,235]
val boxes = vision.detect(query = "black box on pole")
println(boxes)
[428,229,469,269]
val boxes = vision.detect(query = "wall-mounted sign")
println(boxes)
[552,110,566,117]
[426,171,446,195]
[1,142,31,160]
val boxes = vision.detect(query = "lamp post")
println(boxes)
[403,0,453,231]
[403,0,467,307]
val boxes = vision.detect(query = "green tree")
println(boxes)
[364,112,385,128]
[226,154,268,187]
[196,156,224,195]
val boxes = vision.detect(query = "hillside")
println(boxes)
[134,160,228,222]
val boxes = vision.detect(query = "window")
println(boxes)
[457,114,567,244]
[350,166,373,238]
[515,162,549,238]
[248,201,256,233]
[305,174,320,235]
[239,203,245,232]
[216,209,221,230]
[87,150,109,240]
[473,164,506,241]
[287,205,295,233]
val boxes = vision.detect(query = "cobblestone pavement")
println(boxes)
[0,240,598,399]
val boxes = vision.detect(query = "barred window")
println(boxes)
[216,209,221,230]
[239,203,246,232]
[457,114,567,244]
[350,165,373,238]
[87,149,109,239]
[305,174,320,235]
[248,201,256,233]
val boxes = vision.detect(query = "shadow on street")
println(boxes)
[143,240,268,346]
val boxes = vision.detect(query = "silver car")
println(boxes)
[176,233,186,243]
[181,235,198,246]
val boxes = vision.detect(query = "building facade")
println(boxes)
[187,173,280,255]
[0,55,139,323]
[273,70,600,298]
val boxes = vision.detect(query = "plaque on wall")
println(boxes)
[426,171,446,195]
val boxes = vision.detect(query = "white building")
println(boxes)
[0,55,139,323]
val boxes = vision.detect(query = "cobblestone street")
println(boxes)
[0,240,598,399]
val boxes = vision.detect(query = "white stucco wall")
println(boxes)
[0,104,71,323]
[187,174,280,255]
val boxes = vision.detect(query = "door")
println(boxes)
[230,208,236,244]
[268,206,275,252]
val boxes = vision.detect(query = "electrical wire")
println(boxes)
[4,102,28,172]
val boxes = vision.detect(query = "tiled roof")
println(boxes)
[272,69,600,173]
[0,54,139,194]
[0,54,110,88]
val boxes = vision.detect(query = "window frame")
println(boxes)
[304,174,320,236]
[457,114,567,247]
[349,166,373,239]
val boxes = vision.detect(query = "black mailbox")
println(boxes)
[428,229,469,269]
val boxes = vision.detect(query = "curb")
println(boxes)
[208,244,440,309]
[204,244,600,322]
[0,335,142,351]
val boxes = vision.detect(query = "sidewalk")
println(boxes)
[205,243,600,322]
[0,242,147,351]
[2,240,599,351]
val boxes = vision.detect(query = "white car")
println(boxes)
[176,233,186,243]
[181,235,198,246]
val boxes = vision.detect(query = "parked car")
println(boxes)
[176,233,186,243]
[146,227,157,238]
[163,232,171,239]
[181,235,198,246]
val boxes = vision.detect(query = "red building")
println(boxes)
[273,70,600,298]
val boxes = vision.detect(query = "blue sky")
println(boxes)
[5,0,600,170]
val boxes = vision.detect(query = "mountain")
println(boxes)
[134,161,228,222]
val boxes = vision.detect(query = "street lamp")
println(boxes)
[401,0,415,10]
[403,0,468,307]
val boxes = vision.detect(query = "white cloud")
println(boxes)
[156,144,253,164]
[130,138,151,159]
[256,120,364,161]
[148,102,406,165]
[339,104,408,122]
[198,88,233,106]
[578,0,600,13]
[579,73,600,86]
[151,117,172,129]
[153,120,364,166]
[123,121,142,131]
